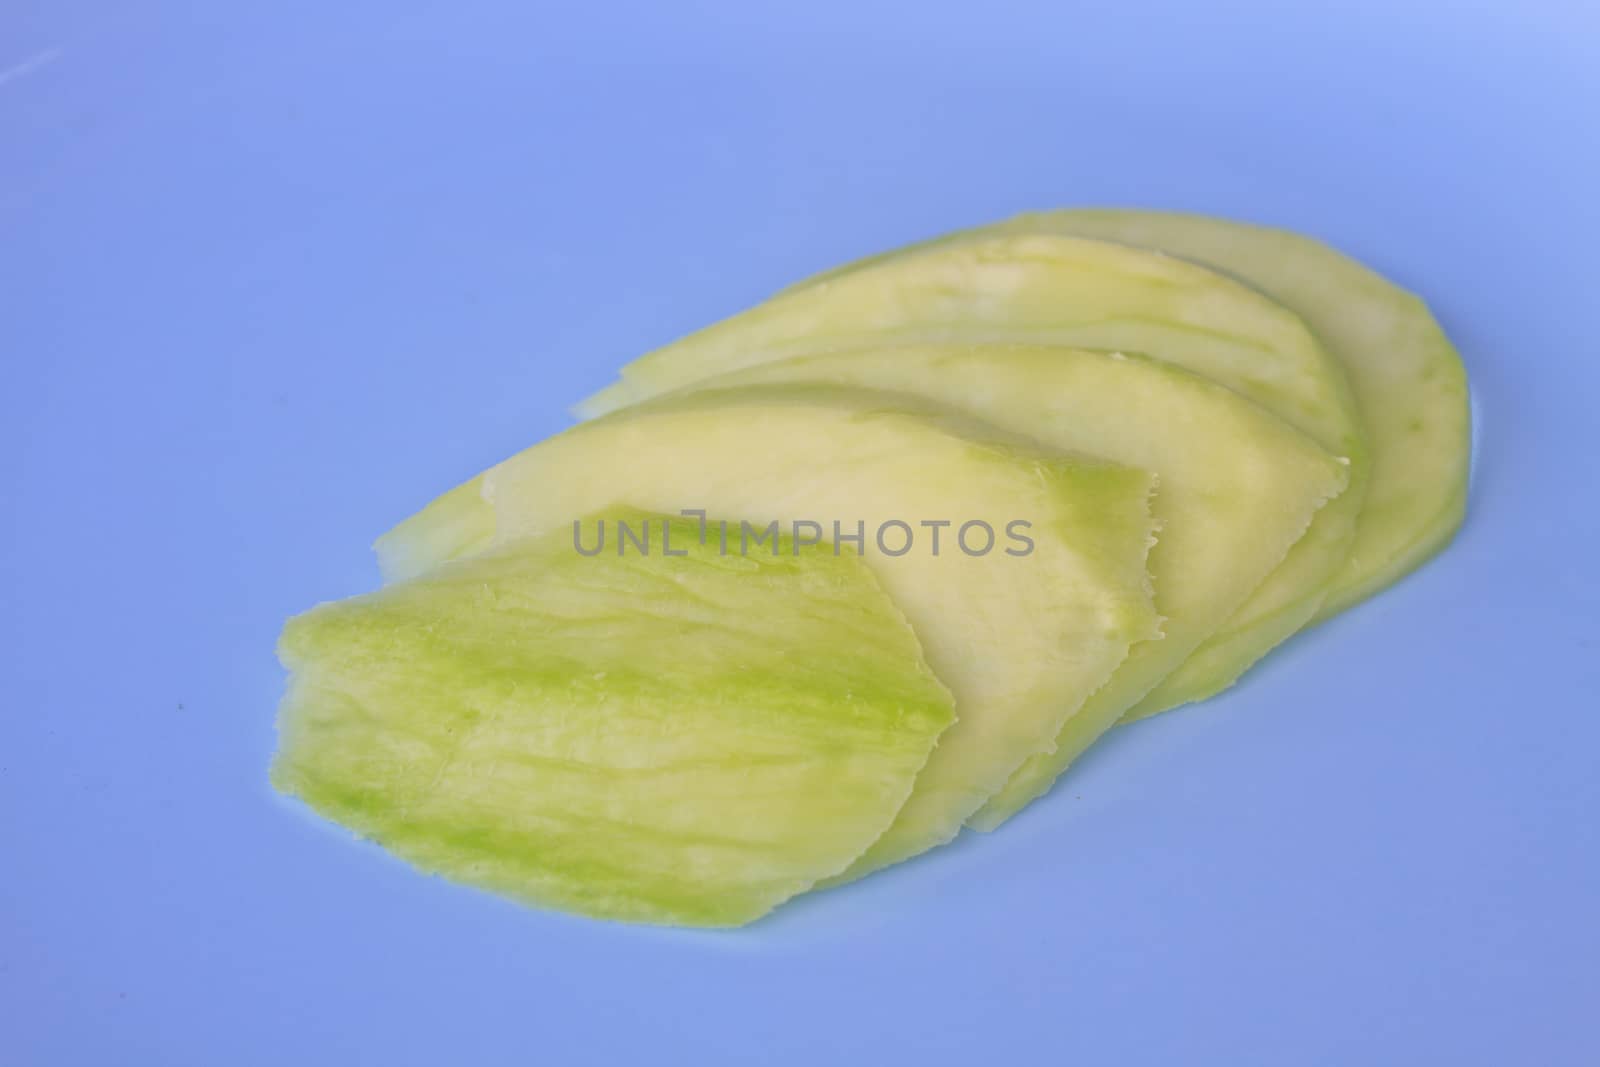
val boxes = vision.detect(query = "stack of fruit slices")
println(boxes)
[272,210,1471,926]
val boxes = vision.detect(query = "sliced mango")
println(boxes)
[975,210,1470,616]
[574,233,1369,712]
[378,385,1161,876]
[686,344,1347,826]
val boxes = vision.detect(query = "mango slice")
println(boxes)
[972,210,1471,617]
[273,513,955,927]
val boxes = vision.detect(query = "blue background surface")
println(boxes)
[4,2,1597,1063]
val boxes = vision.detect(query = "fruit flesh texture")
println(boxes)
[788,211,1469,617]
[973,210,1470,616]
[691,345,1347,827]
[574,233,1368,713]
[378,385,1161,877]
[273,513,955,927]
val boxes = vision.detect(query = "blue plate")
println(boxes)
[3,2,1596,1063]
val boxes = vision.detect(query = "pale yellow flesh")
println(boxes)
[975,210,1468,616]
[789,210,1469,617]
[685,345,1347,828]
[575,232,1369,714]
[378,385,1161,877]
